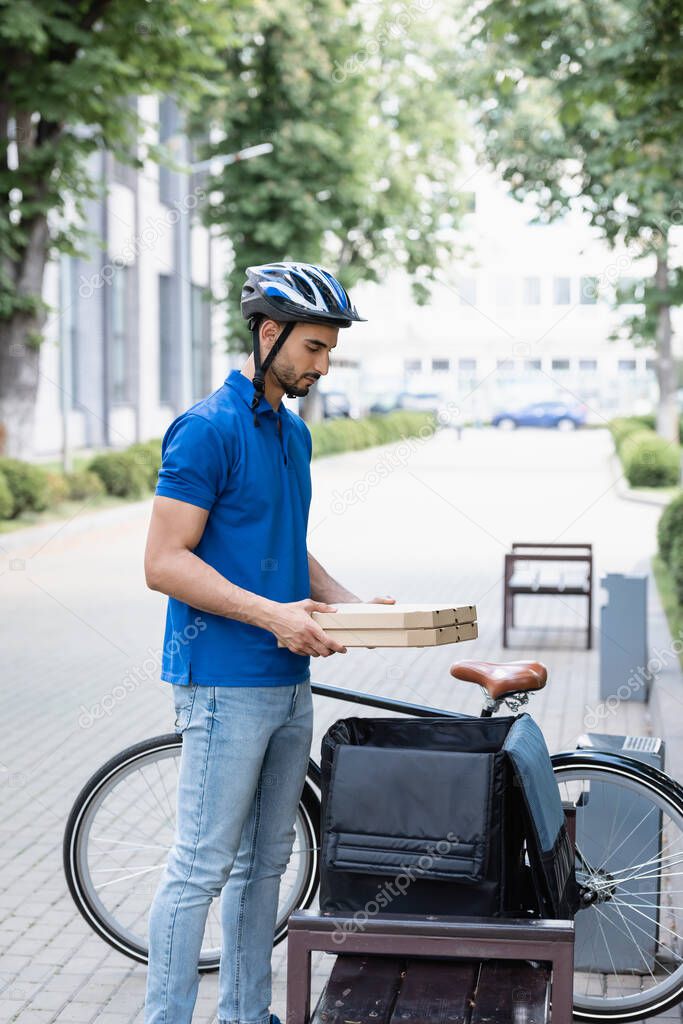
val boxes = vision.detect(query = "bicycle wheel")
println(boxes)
[63,734,321,971]
[552,750,683,1022]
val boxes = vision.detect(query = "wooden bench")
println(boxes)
[287,911,575,1024]
[503,542,593,649]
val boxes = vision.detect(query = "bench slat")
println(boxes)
[311,955,403,1024]
[470,960,550,1024]
[388,959,478,1024]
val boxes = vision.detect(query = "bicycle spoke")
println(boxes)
[94,863,167,890]
[612,895,683,946]
[90,836,170,851]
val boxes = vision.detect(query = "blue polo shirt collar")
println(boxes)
[224,368,293,456]
[225,368,279,417]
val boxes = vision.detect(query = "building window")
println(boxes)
[458,277,477,306]
[191,285,211,401]
[495,275,515,306]
[553,277,571,305]
[61,256,81,408]
[646,359,657,373]
[110,265,132,404]
[618,359,637,372]
[551,358,570,371]
[112,98,138,188]
[579,359,597,371]
[432,358,450,373]
[404,358,421,373]
[159,274,174,404]
[158,97,180,206]
[458,358,476,372]
[525,359,541,371]
[523,277,541,305]
[497,359,514,372]
[580,276,598,304]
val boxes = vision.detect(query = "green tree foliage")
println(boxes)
[466,0,683,440]
[194,0,466,348]
[0,0,233,456]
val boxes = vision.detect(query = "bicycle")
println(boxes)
[63,657,683,1023]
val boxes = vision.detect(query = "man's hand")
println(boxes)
[270,599,347,657]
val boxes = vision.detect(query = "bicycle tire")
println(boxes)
[552,749,683,1023]
[64,736,683,1020]
[62,733,321,971]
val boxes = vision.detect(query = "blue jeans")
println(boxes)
[144,679,314,1024]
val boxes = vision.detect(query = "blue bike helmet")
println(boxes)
[240,261,365,423]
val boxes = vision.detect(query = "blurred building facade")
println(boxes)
[342,156,666,424]
[34,122,668,458]
[35,95,234,459]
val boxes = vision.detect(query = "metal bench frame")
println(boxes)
[286,910,575,1024]
[503,542,593,649]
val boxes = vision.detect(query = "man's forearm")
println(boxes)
[308,551,360,603]
[148,550,275,629]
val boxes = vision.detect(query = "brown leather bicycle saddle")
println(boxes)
[450,659,548,700]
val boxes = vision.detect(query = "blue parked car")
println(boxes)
[491,400,587,430]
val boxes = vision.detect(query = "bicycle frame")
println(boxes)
[311,680,471,718]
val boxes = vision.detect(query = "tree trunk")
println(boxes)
[654,250,678,444]
[0,317,42,459]
[0,201,50,459]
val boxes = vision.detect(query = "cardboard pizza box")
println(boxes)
[311,602,477,630]
[321,621,479,648]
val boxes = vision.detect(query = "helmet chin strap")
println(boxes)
[250,319,296,426]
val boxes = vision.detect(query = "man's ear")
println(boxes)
[259,318,283,356]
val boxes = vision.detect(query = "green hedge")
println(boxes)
[65,470,106,501]
[0,413,437,522]
[127,440,163,490]
[609,417,680,488]
[0,457,50,517]
[668,533,683,606]
[656,491,683,611]
[609,416,656,450]
[309,411,435,458]
[659,492,683,567]
[0,470,14,519]
[88,451,149,498]
[610,413,683,448]
[619,429,679,487]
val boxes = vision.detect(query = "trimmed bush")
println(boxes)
[620,429,680,487]
[609,416,657,452]
[309,412,435,459]
[65,470,106,501]
[45,471,70,507]
[669,532,683,606]
[127,441,162,490]
[0,457,50,516]
[0,470,15,519]
[657,491,683,566]
[88,451,149,498]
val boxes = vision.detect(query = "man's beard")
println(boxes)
[271,359,320,398]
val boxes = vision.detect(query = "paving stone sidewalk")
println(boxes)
[0,426,676,1023]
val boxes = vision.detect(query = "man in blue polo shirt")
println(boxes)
[143,262,394,1024]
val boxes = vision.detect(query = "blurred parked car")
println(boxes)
[491,400,587,430]
[396,391,441,412]
[369,393,400,414]
[321,390,351,419]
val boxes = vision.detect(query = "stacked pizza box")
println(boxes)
[311,602,478,648]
